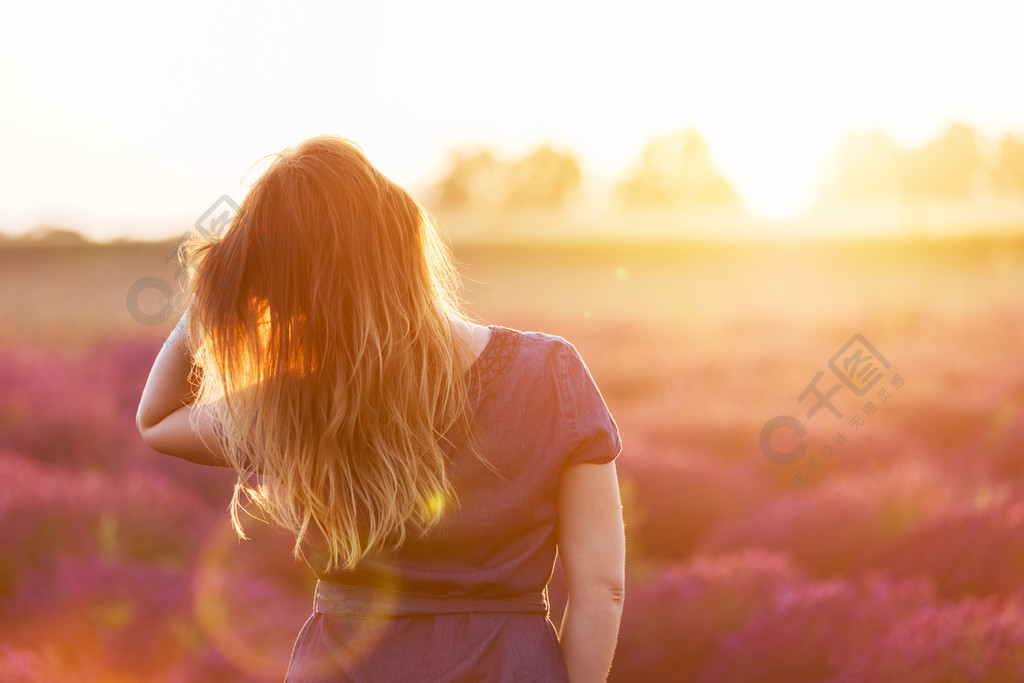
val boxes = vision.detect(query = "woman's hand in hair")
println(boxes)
[136,308,227,467]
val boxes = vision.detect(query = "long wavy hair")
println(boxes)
[179,135,492,572]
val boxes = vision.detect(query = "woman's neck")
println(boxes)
[449,316,491,374]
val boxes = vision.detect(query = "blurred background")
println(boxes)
[2,0,1023,680]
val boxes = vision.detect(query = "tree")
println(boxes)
[615,129,739,208]
[900,123,982,200]
[429,144,583,209]
[429,148,508,208]
[824,123,991,202]
[828,129,904,201]
[993,134,1024,196]
[504,145,581,207]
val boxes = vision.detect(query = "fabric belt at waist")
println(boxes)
[313,579,550,618]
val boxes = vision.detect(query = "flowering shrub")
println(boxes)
[832,592,1024,682]
[3,556,194,679]
[1,329,1023,681]
[0,344,147,469]
[610,550,804,681]
[867,497,1024,599]
[696,572,935,682]
[700,463,959,578]
[0,451,216,601]
[0,643,72,683]
[617,455,774,561]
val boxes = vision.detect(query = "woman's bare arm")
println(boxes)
[135,311,228,467]
[556,461,626,682]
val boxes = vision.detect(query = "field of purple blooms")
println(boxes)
[1,236,1023,681]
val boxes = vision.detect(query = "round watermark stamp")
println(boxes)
[758,415,807,465]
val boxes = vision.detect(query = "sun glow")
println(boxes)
[0,0,1021,240]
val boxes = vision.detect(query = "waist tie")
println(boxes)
[313,579,550,619]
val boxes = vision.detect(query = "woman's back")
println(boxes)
[135,135,625,682]
[287,325,623,681]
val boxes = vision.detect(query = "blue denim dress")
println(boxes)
[285,324,623,682]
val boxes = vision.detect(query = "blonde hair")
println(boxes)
[180,135,491,572]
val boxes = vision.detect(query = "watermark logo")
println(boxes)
[125,276,178,326]
[758,415,807,465]
[126,195,254,327]
[828,333,890,395]
[759,333,907,487]
[195,195,242,242]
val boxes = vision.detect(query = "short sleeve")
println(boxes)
[561,341,622,466]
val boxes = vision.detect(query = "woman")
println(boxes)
[136,135,625,682]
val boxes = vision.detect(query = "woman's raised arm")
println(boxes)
[135,310,228,467]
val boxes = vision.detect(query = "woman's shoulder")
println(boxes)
[484,325,594,395]
[495,324,575,363]
[497,325,622,464]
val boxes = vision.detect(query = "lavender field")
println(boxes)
[1,235,1023,681]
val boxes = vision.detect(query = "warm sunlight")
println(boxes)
[4,2,1024,678]
[1,0,1022,241]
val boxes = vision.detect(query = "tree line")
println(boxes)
[428,124,1024,210]
[824,124,1024,203]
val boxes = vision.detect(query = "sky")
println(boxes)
[1,0,1023,241]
